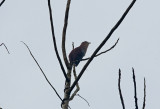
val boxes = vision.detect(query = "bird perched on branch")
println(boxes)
[69,41,90,66]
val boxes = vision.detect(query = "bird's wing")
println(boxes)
[69,47,84,66]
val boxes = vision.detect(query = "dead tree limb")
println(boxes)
[21,41,63,101]
[0,43,10,54]
[70,0,136,93]
[118,69,125,109]
[47,0,69,82]
[62,0,71,70]
[132,68,138,109]
[142,78,146,109]
[0,0,5,7]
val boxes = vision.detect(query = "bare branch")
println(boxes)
[82,38,119,61]
[62,0,72,70]
[0,0,5,7]
[118,69,125,109]
[69,65,80,101]
[70,0,136,93]
[0,43,10,54]
[76,94,90,107]
[21,41,63,101]
[132,68,138,109]
[47,0,69,82]
[142,78,146,109]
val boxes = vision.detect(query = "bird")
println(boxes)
[69,41,90,66]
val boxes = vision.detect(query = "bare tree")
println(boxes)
[58,0,136,108]
[23,0,137,108]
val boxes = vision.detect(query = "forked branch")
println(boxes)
[47,0,69,82]
[70,0,136,93]
[21,41,63,101]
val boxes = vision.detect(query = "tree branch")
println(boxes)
[69,65,80,101]
[142,78,146,109]
[76,94,90,107]
[62,0,71,70]
[132,68,138,109]
[70,0,136,93]
[82,38,119,61]
[0,43,10,54]
[118,69,125,109]
[0,0,5,7]
[21,41,63,101]
[47,0,69,82]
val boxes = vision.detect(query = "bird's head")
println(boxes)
[80,41,90,54]
[80,41,90,47]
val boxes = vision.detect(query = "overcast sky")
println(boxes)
[0,0,160,109]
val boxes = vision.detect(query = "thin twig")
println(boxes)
[76,94,90,107]
[142,78,146,109]
[0,43,10,54]
[62,0,71,70]
[132,68,138,109]
[0,0,5,7]
[70,0,136,93]
[69,65,80,101]
[82,38,119,61]
[118,69,125,109]
[72,42,74,49]
[21,41,63,101]
[47,0,69,82]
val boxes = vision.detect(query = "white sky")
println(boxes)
[0,0,160,109]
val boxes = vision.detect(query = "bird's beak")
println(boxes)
[88,42,91,44]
